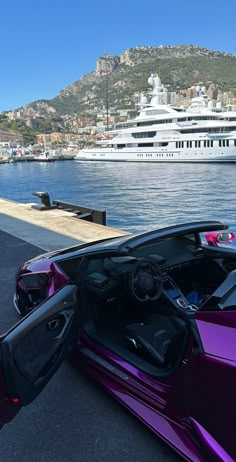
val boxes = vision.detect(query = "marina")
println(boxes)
[2,74,236,165]
[0,152,77,163]
[1,0,236,458]
[0,160,236,234]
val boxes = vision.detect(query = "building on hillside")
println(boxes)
[36,132,78,145]
[167,92,176,105]
[0,141,10,148]
[207,83,219,100]
[76,118,96,128]
[0,130,22,144]
[175,91,191,108]
[36,132,66,144]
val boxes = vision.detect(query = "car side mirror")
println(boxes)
[205,232,235,247]
[18,272,50,289]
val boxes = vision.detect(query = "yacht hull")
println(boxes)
[77,147,236,163]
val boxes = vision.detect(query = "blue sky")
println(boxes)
[1,0,236,112]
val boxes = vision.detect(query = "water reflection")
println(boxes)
[0,161,235,233]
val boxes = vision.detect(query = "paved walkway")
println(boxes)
[0,198,127,251]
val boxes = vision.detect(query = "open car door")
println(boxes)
[0,284,79,426]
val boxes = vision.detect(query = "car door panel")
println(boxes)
[0,284,79,408]
[0,366,20,425]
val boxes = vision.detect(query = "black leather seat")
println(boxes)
[125,314,186,365]
[200,270,236,310]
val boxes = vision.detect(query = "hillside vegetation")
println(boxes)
[48,45,236,116]
[4,45,236,122]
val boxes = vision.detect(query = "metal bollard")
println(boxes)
[31,192,56,210]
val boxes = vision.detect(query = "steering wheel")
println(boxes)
[129,257,163,302]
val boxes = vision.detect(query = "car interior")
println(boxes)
[57,232,235,376]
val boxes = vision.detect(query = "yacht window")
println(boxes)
[145,109,169,115]
[219,140,222,147]
[159,142,168,146]
[138,121,154,127]
[138,143,154,147]
[137,120,169,127]
[226,140,229,147]
[174,108,186,112]
[117,144,126,148]
[181,127,233,134]
[132,131,156,138]
[137,122,152,127]
[178,116,217,123]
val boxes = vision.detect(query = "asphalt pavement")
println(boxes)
[0,230,181,462]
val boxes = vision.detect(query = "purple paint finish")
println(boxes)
[191,419,234,462]
[196,310,236,360]
[11,220,236,461]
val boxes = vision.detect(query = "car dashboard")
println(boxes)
[58,234,233,314]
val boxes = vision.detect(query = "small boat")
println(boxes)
[33,151,56,162]
[0,153,11,163]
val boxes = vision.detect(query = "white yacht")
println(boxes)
[77,74,236,163]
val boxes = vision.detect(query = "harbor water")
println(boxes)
[0,160,236,234]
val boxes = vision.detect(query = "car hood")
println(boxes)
[196,311,236,362]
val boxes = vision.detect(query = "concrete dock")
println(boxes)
[0,197,128,251]
[0,197,179,462]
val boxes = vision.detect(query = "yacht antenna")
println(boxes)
[105,79,109,131]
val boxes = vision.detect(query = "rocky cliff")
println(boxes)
[14,45,236,117]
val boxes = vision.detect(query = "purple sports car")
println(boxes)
[1,220,236,461]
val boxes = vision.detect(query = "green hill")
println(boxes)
[5,44,236,121]
[47,45,236,116]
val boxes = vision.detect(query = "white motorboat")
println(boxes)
[34,151,56,162]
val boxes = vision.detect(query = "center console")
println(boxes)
[162,276,197,313]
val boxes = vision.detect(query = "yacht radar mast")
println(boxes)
[135,73,168,110]
[148,74,168,106]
